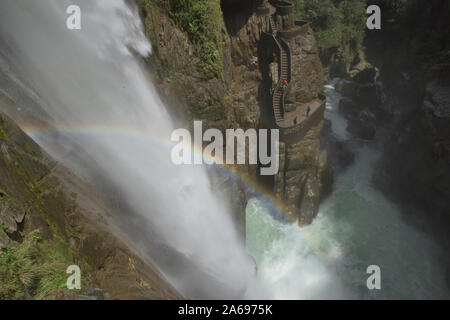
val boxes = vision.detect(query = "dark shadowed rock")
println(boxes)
[357,83,382,107]
[346,119,376,140]
[446,268,450,290]
[339,97,359,119]
[335,80,358,98]
[330,47,348,78]
[425,80,450,119]
[335,141,356,167]
[319,150,333,200]
[352,67,377,84]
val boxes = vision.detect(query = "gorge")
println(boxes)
[0,0,449,300]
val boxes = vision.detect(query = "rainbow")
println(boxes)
[22,120,298,216]
[21,120,330,263]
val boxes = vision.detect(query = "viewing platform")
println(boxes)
[265,1,326,143]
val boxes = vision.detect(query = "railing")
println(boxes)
[267,12,324,141]
[277,20,311,39]
[272,36,283,122]
[269,15,284,123]
[269,15,277,35]
[270,26,291,126]
[280,38,291,108]
[280,96,326,143]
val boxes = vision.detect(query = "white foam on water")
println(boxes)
[246,80,449,299]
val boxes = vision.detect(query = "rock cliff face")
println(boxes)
[274,123,329,224]
[365,0,450,242]
[139,0,329,225]
[269,19,327,224]
[286,28,324,104]
[0,95,180,299]
[374,66,450,240]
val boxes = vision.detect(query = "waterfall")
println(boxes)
[0,0,260,299]
[3,0,448,300]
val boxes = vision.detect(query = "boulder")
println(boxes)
[338,97,359,119]
[352,67,377,84]
[356,83,382,107]
[346,120,376,140]
[336,80,385,113]
[335,80,358,98]
[335,141,356,168]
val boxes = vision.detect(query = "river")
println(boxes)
[246,80,450,299]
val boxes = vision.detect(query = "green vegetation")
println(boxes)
[0,126,8,141]
[293,0,450,69]
[0,114,92,300]
[294,0,367,62]
[0,120,9,141]
[0,230,73,299]
[138,0,226,78]
[0,189,13,206]
[168,0,225,77]
[0,221,8,242]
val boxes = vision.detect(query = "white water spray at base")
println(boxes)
[246,81,449,299]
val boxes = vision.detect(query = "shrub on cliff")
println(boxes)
[294,0,366,62]
[140,0,225,77]
[0,230,72,299]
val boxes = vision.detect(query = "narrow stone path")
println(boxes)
[269,16,323,130]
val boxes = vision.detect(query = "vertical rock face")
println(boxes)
[375,73,450,233]
[365,0,450,243]
[286,28,324,104]
[275,122,328,224]
[0,107,181,299]
[140,0,329,226]
[267,4,327,224]
[223,2,268,132]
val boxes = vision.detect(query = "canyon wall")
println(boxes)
[0,96,180,299]
[139,0,330,226]
[366,0,450,242]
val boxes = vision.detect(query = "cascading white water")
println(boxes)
[246,79,450,299]
[0,0,260,299]
[2,0,448,300]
